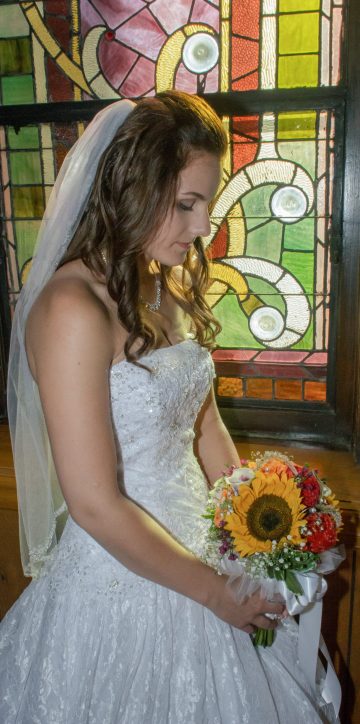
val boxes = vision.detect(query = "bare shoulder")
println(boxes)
[26,266,116,379]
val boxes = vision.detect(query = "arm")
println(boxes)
[26,279,283,631]
[194,386,240,485]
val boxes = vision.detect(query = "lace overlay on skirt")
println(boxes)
[0,341,338,723]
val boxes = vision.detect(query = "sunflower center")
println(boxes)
[247,494,292,541]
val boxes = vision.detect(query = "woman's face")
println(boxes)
[144,151,222,266]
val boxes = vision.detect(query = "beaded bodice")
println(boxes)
[108,339,214,549]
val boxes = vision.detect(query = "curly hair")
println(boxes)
[60,90,227,362]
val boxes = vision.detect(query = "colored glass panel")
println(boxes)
[9,151,42,185]
[1,74,34,105]
[304,381,326,401]
[7,126,40,150]
[278,54,318,88]
[0,0,345,107]
[0,3,30,37]
[15,220,41,271]
[279,13,319,55]
[217,377,244,398]
[12,186,44,218]
[275,379,303,400]
[279,0,320,11]
[0,37,32,74]
[246,378,273,399]
[0,0,345,410]
[206,106,335,404]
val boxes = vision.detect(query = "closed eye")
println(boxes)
[178,202,195,211]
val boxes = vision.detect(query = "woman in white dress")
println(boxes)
[0,91,337,723]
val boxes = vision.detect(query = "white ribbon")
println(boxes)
[220,544,345,717]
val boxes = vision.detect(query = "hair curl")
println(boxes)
[60,90,227,361]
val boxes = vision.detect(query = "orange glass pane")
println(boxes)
[246,378,273,399]
[304,381,326,401]
[217,377,243,398]
[275,379,302,400]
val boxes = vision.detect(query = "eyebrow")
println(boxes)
[180,191,206,200]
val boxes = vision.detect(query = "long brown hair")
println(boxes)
[60,90,227,361]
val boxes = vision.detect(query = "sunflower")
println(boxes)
[224,471,306,556]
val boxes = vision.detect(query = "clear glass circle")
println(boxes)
[271,185,307,224]
[249,307,285,341]
[182,33,219,74]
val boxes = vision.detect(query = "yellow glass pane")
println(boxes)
[278,111,317,140]
[279,13,319,55]
[279,0,320,12]
[278,54,318,88]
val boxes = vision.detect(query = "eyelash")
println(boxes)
[178,202,194,212]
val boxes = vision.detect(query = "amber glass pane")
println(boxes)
[217,377,244,398]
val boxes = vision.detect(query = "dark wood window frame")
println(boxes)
[1,0,359,456]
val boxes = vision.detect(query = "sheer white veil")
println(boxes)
[7,99,135,578]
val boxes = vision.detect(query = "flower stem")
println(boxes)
[252,627,275,647]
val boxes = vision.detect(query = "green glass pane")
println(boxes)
[12,186,44,218]
[279,13,319,55]
[278,55,318,88]
[1,74,34,104]
[15,220,41,269]
[279,0,320,12]
[0,37,31,74]
[214,294,264,349]
[278,112,317,140]
[277,140,316,177]
[0,4,30,37]
[7,126,39,150]
[10,151,42,184]
[293,313,314,350]
[246,221,283,262]
[283,217,315,251]
[243,285,286,315]
[242,185,277,226]
[282,250,314,292]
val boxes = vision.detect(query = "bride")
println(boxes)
[0,91,337,723]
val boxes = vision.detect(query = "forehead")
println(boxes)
[178,152,222,198]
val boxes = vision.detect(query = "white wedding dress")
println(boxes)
[0,340,337,723]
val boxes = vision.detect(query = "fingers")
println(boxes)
[253,614,279,630]
[264,600,285,616]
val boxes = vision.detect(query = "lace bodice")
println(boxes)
[107,339,214,547]
[110,338,214,476]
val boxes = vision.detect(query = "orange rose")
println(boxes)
[260,458,291,477]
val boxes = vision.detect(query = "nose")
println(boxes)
[192,205,211,238]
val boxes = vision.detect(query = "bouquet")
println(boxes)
[203,451,343,647]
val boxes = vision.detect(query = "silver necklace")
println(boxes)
[100,250,162,312]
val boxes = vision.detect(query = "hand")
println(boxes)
[205,572,286,633]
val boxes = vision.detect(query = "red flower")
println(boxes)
[304,512,338,553]
[299,473,321,507]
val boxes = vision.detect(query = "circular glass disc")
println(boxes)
[249,307,285,342]
[182,33,219,74]
[271,186,307,224]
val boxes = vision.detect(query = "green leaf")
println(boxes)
[285,570,304,595]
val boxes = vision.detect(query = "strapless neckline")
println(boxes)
[110,337,198,372]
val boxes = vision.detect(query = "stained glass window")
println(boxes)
[0,0,345,424]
